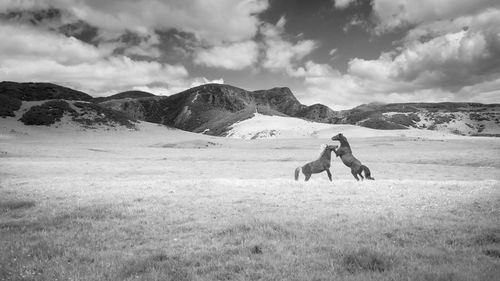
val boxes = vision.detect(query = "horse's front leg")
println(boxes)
[326,169,332,182]
[304,173,311,182]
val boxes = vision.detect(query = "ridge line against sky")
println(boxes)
[0,0,499,109]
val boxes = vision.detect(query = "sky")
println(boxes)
[0,0,499,109]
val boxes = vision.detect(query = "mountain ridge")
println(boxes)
[1,81,499,137]
[92,90,156,103]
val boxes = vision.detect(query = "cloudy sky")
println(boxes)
[1,0,499,109]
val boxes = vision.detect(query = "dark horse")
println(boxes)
[331,133,374,181]
[295,144,338,181]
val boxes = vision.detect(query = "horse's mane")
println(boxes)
[318,144,328,158]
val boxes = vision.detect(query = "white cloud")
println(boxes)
[0,0,48,11]
[1,0,269,44]
[194,41,259,70]
[334,0,356,9]
[349,8,500,89]
[261,17,319,75]
[0,56,188,95]
[130,78,224,97]
[290,61,338,78]
[0,24,107,64]
[122,33,162,58]
[293,5,500,109]
[189,77,224,88]
[0,0,271,72]
[0,23,193,95]
[372,0,497,33]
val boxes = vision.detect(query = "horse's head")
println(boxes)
[319,144,338,158]
[326,144,338,151]
[331,133,345,142]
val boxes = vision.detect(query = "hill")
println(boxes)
[0,82,137,130]
[2,81,499,137]
[0,81,92,101]
[340,102,500,136]
[92,91,156,103]
[98,83,500,137]
[98,84,346,136]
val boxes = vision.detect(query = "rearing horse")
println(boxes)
[295,144,338,181]
[331,133,374,181]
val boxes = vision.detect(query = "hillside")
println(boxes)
[92,90,156,103]
[99,83,500,137]
[98,84,347,136]
[2,81,499,137]
[0,82,137,130]
[341,102,500,136]
[0,81,92,101]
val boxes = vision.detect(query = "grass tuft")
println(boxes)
[216,220,295,240]
[119,253,193,281]
[341,248,395,273]
[29,239,65,260]
[52,205,126,222]
[414,271,463,281]
[0,220,45,233]
[0,199,36,211]
[250,245,263,255]
[483,248,500,258]
[472,231,500,246]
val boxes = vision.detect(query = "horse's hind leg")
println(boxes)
[326,169,332,182]
[358,171,364,181]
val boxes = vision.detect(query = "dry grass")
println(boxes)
[0,199,35,211]
[1,135,499,280]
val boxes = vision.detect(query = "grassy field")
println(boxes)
[1,126,499,280]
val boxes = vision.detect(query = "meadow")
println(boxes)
[1,124,499,280]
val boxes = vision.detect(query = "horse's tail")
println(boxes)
[294,167,301,181]
[361,165,375,180]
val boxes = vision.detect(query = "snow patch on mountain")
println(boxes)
[226,113,331,139]
[225,113,468,139]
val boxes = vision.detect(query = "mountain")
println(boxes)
[2,81,499,137]
[0,82,136,129]
[340,102,500,136]
[98,84,346,135]
[98,83,500,136]
[100,84,255,135]
[296,103,340,123]
[252,87,305,116]
[92,90,156,103]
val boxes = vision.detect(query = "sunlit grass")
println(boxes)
[1,179,499,281]
[1,135,499,280]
